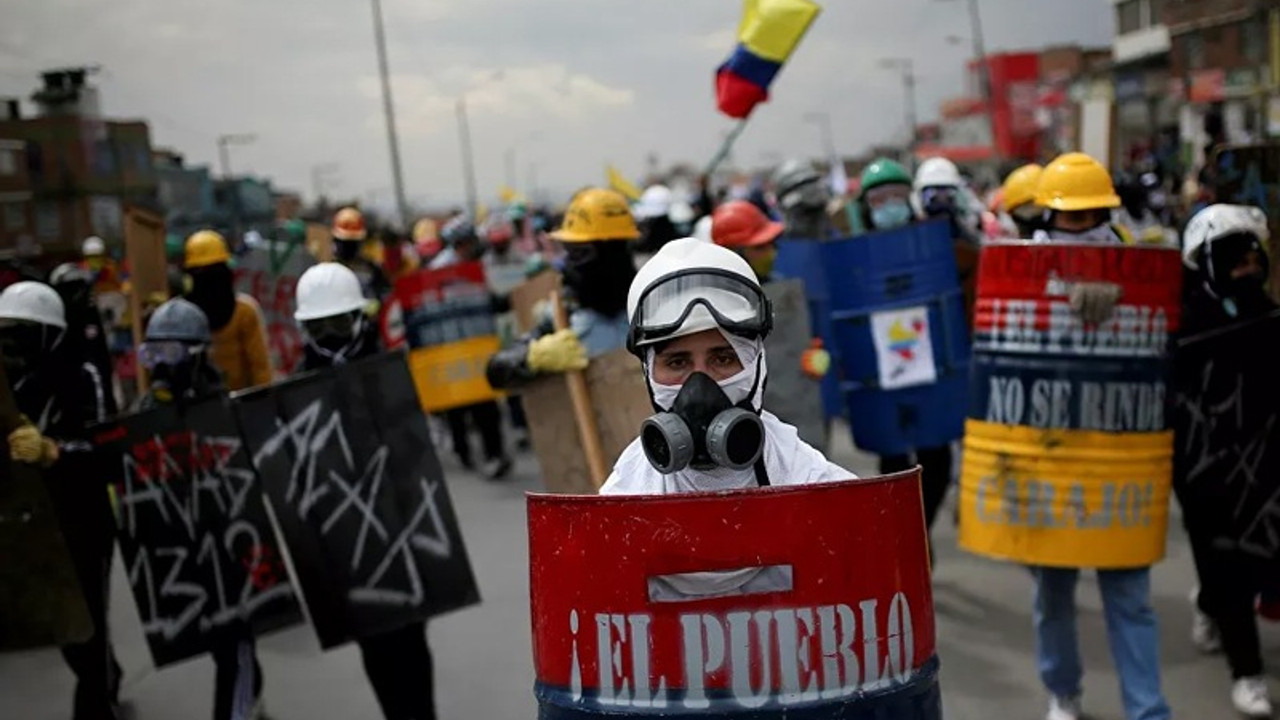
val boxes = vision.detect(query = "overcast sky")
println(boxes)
[2,0,1113,214]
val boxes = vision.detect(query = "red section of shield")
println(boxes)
[379,260,489,349]
[974,241,1184,335]
[527,472,935,710]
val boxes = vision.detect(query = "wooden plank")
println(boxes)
[521,349,651,494]
[123,207,168,395]
[509,270,560,335]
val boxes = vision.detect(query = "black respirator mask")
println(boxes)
[640,371,765,474]
[335,240,362,262]
[303,311,366,362]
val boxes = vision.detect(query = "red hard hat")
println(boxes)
[710,200,784,249]
[332,206,367,241]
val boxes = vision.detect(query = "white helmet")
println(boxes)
[0,281,67,329]
[914,157,964,190]
[668,200,696,225]
[1182,204,1270,271]
[635,184,673,219]
[81,236,106,257]
[295,263,367,321]
[692,215,714,243]
[626,237,769,353]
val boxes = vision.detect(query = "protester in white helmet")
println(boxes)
[1173,203,1277,719]
[634,184,680,253]
[600,238,853,495]
[0,281,123,719]
[293,262,441,720]
[913,157,982,245]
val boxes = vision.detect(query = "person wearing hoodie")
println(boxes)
[0,281,123,720]
[293,262,440,720]
[182,230,274,390]
[600,238,854,496]
[49,263,118,417]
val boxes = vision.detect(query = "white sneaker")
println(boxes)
[1190,587,1223,653]
[1047,695,1082,720]
[1232,677,1274,718]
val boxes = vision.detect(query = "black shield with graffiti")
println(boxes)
[92,399,303,667]
[234,351,480,649]
[1174,311,1280,565]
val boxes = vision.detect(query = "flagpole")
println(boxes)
[705,116,751,177]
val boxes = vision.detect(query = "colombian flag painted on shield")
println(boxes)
[715,0,822,119]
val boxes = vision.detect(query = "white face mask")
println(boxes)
[1048,224,1118,244]
[647,331,765,411]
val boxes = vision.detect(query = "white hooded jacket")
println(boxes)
[598,331,854,496]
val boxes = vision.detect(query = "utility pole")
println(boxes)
[310,162,341,202]
[802,111,837,161]
[216,133,255,179]
[878,58,918,166]
[504,147,516,190]
[457,97,479,217]
[369,0,410,227]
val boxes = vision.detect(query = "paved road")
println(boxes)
[2,421,1277,719]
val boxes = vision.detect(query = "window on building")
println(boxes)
[35,201,60,240]
[1118,0,1142,34]
[2,202,24,231]
[1243,18,1265,62]
[1146,0,1164,26]
[0,149,15,176]
[1186,31,1205,70]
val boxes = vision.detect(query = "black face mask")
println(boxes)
[335,240,362,263]
[1204,234,1272,318]
[0,322,58,385]
[303,311,367,361]
[640,371,764,473]
[149,357,202,404]
[186,263,236,331]
[562,241,635,317]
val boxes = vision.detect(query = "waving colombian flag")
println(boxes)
[716,0,822,119]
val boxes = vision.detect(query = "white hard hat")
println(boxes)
[669,200,696,225]
[914,157,964,190]
[627,237,766,350]
[82,236,106,257]
[692,215,714,243]
[0,281,67,329]
[635,185,673,219]
[1183,203,1270,270]
[294,262,368,321]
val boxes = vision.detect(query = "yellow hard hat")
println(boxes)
[1034,152,1121,212]
[550,188,640,243]
[184,230,231,269]
[1001,163,1043,213]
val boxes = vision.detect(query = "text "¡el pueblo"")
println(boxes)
[566,592,917,710]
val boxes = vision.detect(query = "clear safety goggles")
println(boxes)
[628,269,771,353]
[137,340,204,370]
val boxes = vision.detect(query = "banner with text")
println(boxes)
[960,241,1182,568]
[528,472,940,719]
[382,262,501,412]
[93,400,303,667]
[236,352,481,648]
[1174,311,1280,568]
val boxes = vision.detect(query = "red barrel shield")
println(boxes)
[527,473,940,719]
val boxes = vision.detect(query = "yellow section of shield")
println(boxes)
[408,335,503,413]
[959,419,1173,569]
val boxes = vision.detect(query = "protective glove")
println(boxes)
[527,329,588,373]
[8,423,59,467]
[1069,281,1123,325]
[799,338,831,380]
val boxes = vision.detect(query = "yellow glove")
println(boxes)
[527,329,589,373]
[8,424,59,467]
[800,338,831,380]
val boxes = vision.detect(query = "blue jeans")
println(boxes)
[1031,566,1171,720]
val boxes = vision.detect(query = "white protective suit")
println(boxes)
[599,331,853,496]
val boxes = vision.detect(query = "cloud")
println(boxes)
[2,0,1114,215]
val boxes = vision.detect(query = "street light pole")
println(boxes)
[802,112,837,161]
[457,97,479,216]
[369,0,410,228]
[939,0,998,161]
[878,58,918,165]
[216,133,256,179]
[310,162,341,202]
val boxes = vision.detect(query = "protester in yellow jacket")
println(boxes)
[183,230,274,390]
